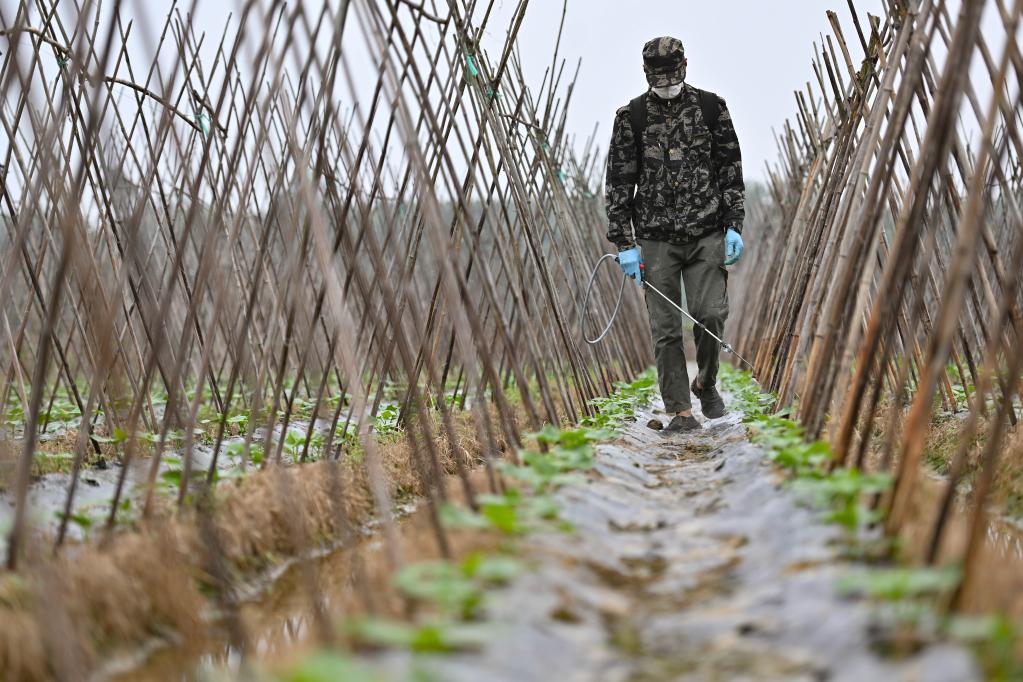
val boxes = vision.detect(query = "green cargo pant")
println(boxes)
[639,231,729,414]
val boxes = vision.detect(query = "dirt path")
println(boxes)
[113,380,982,681]
[376,389,980,681]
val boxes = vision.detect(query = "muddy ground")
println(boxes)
[367,397,979,682]
[118,379,982,681]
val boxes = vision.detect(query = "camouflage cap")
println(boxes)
[642,36,686,87]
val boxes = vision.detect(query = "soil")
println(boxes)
[111,374,985,681]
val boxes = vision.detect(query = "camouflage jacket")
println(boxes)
[604,84,745,249]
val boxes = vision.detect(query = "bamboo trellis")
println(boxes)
[733,0,1023,609]
[0,0,651,577]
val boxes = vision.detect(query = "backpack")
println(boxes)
[628,88,720,172]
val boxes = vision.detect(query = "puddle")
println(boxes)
[988,516,1023,562]
[105,533,373,681]
[0,416,346,550]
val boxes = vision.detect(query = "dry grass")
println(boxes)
[834,396,1023,624]
[861,404,1023,619]
[0,439,15,491]
[0,614,48,682]
[992,427,1023,518]
[0,400,534,680]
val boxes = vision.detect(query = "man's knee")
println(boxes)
[691,302,728,329]
[652,327,684,350]
[649,310,684,349]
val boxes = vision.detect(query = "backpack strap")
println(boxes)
[697,88,725,228]
[697,88,720,148]
[629,94,648,176]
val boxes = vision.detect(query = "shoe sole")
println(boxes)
[701,405,726,419]
[691,383,725,420]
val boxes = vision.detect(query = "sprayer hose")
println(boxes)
[580,253,627,345]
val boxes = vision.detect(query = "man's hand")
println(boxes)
[618,247,644,285]
[724,228,744,266]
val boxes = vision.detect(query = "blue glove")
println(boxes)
[617,247,643,285]
[724,228,744,266]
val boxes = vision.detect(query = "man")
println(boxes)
[605,36,745,433]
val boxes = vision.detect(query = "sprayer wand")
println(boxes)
[581,253,755,372]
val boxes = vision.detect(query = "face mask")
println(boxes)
[652,82,683,99]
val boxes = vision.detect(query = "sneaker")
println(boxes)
[691,379,726,419]
[663,414,702,433]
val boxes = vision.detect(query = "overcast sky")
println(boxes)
[5,0,998,187]
[480,0,889,182]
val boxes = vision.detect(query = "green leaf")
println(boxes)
[523,495,560,520]
[393,561,483,619]
[347,617,491,653]
[438,503,490,530]
[461,553,524,584]
[478,494,523,534]
[279,650,384,682]
[226,413,249,426]
[55,510,93,529]
[136,431,160,443]
[839,566,961,602]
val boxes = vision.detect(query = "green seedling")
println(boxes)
[392,553,522,621]
[839,565,961,603]
[500,446,590,491]
[226,440,264,466]
[581,368,658,431]
[54,510,93,535]
[291,397,316,419]
[793,468,892,531]
[333,421,361,453]
[156,454,185,495]
[477,490,530,535]
[277,650,385,682]
[371,403,401,438]
[499,424,603,492]
[52,494,134,534]
[460,551,525,585]
[499,457,587,493]
[746,413,834,477]
[226,413,249,430]
[439,488,563,535]
[943,363,980,411]
[345,617,492,653]
[3,400,26,426]
[184,386,211,404]
[394,560,484,619]
[282,429,323,461]
[90,427,129,445]
[135,431,161,444]
[719,364,775,417]
[437,502,492,531]
[840,565,962,633]
[724,366,897,535]
[527,423,612,449]
[115,497,133,526]
[38,395,82,426]
[439,386,467,410]
[793,467,893,503]
[945,614,1023,681]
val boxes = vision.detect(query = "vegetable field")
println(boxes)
[1,0,1022,680]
